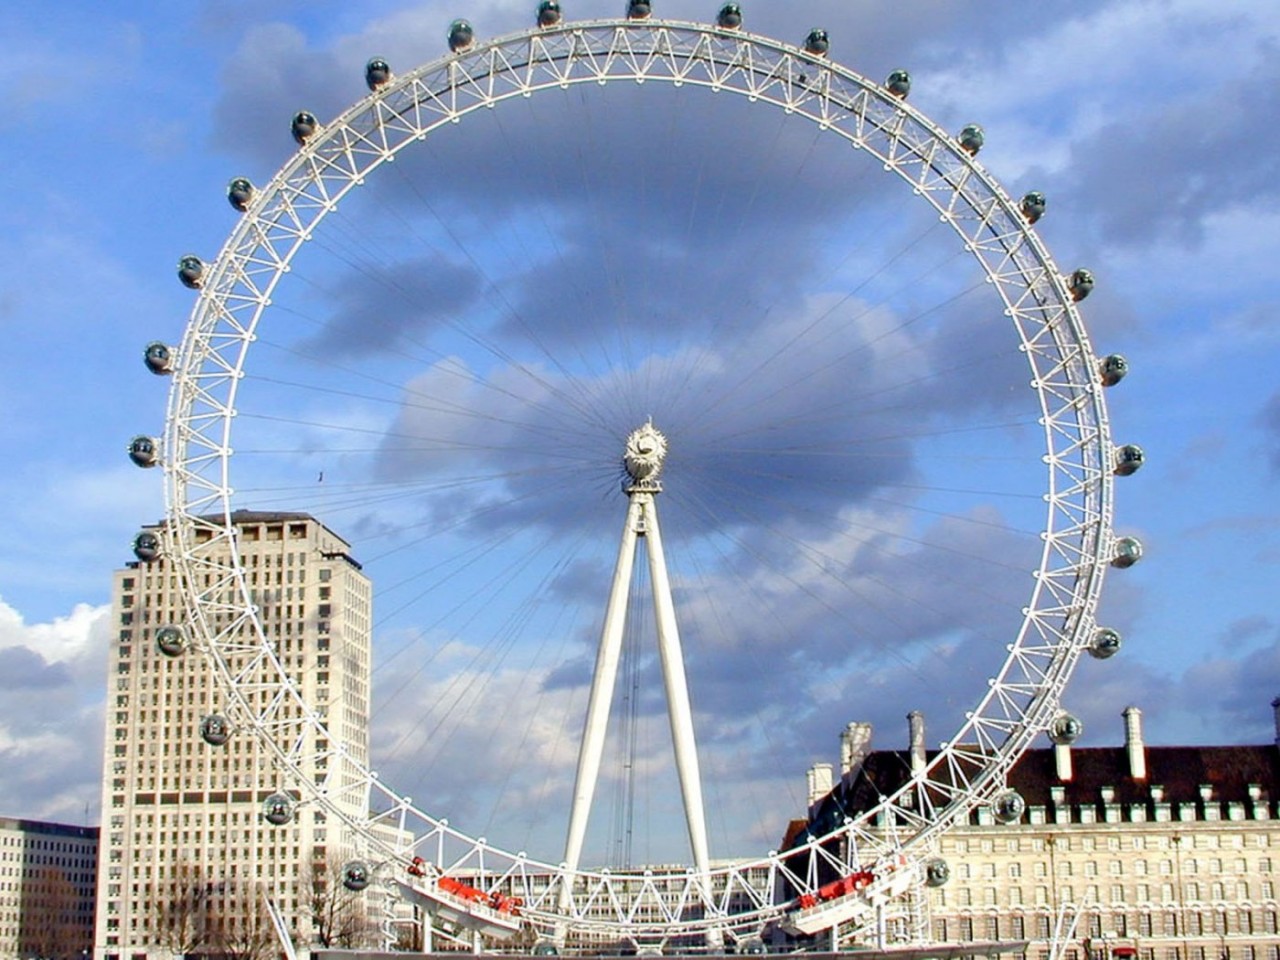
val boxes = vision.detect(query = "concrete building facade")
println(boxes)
[94,511,373,960]
[0,817,98,960]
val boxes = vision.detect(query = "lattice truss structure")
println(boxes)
[154,16,1130,944]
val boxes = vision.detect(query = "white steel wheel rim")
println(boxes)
[162,16,1117,941]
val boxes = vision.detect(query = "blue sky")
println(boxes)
[1,0,1278,865]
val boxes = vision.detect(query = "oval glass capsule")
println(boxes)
[155,626,186,658]
[1049,712,1083,745]
[342,859,372,891]
[291,111,319,145]
[1111,536,1143,569]
[1099,353,1128,387]
[200,714,231,746]
[128,436,159,468]
[262,792,295,825]
[885,69,911,98]
[1090,627,1122,659]
[958,124,985,156]
[143,341,174,375]
[1020,191,1047,224]
[365,58,392,90]
[991,788,1026,824]
[924,857,951,887]
[1114,444,1145,477]
[177,255,205,290]
[132,532,161,563]
[537,2,562,27]
[716,4,742,29]
[227,177,255,212]
[804,28,829,56]
[1070,268,1095,302]
[448,19,475,51]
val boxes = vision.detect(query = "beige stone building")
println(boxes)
[801,703,1280,960]
[94,511,374,960]
[0,817,98,960]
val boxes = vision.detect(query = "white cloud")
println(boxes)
[0,598,109,823]
[0,596,109,666]
[920,0,1278,184]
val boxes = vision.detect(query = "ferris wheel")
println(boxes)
[132,1,1144,950]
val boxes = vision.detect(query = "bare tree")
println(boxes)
[208,880,278,960]
[20,865,86,960]
[151,860,215,958]
[306,854,378,949]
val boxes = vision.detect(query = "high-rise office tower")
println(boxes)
[94,512,373,960]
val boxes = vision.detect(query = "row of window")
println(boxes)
[948,832,1270,855]
[957,857,1273,879]
[939,880,1278,908]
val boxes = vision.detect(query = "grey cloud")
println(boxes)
[300,253,485,357]
[0,646,72,690]
[1175,633,1280,744]
[1053,41,1280,250]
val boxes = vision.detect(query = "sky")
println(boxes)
[1,0,1278,868]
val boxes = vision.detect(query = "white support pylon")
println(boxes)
[559,423,715,930]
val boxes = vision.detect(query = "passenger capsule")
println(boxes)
[155,626,187,658]
[1114,444,1145,477]
[1069,268,1094,302]
[177,255,205,290]
[1089,627,1122,659]
[885,69,911,98]
[365,58,392,91]
[1049,712,1083,745]
[291,110,320,145]
[1111,536,1143,569]
[1099,353,1128,387]
[533,943,560,957]
[342,860,372,891]
[200,714,231,746]
[957,124,985,156]
[132,531,161,563]
[716,3,743,29]
[128,435,159,468]
[991,788,1026,824]
[227,177,255,212]
[143,341,174,375]
[262,792,296,826]
[924,857,951,887]
[537,1,562,26]
[448,19,475,51]
[803,28,829,56]
[1020,191,1046,224]
[627,0,652,19]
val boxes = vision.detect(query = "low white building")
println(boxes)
[0,816,98,960]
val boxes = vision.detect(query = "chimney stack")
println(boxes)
[840,722,873,782]
[1123,705,1147,780]
[1054,742,1073,781]
[908,710,926,775]
[1272,697,1280,747]
[807,763,834,813]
